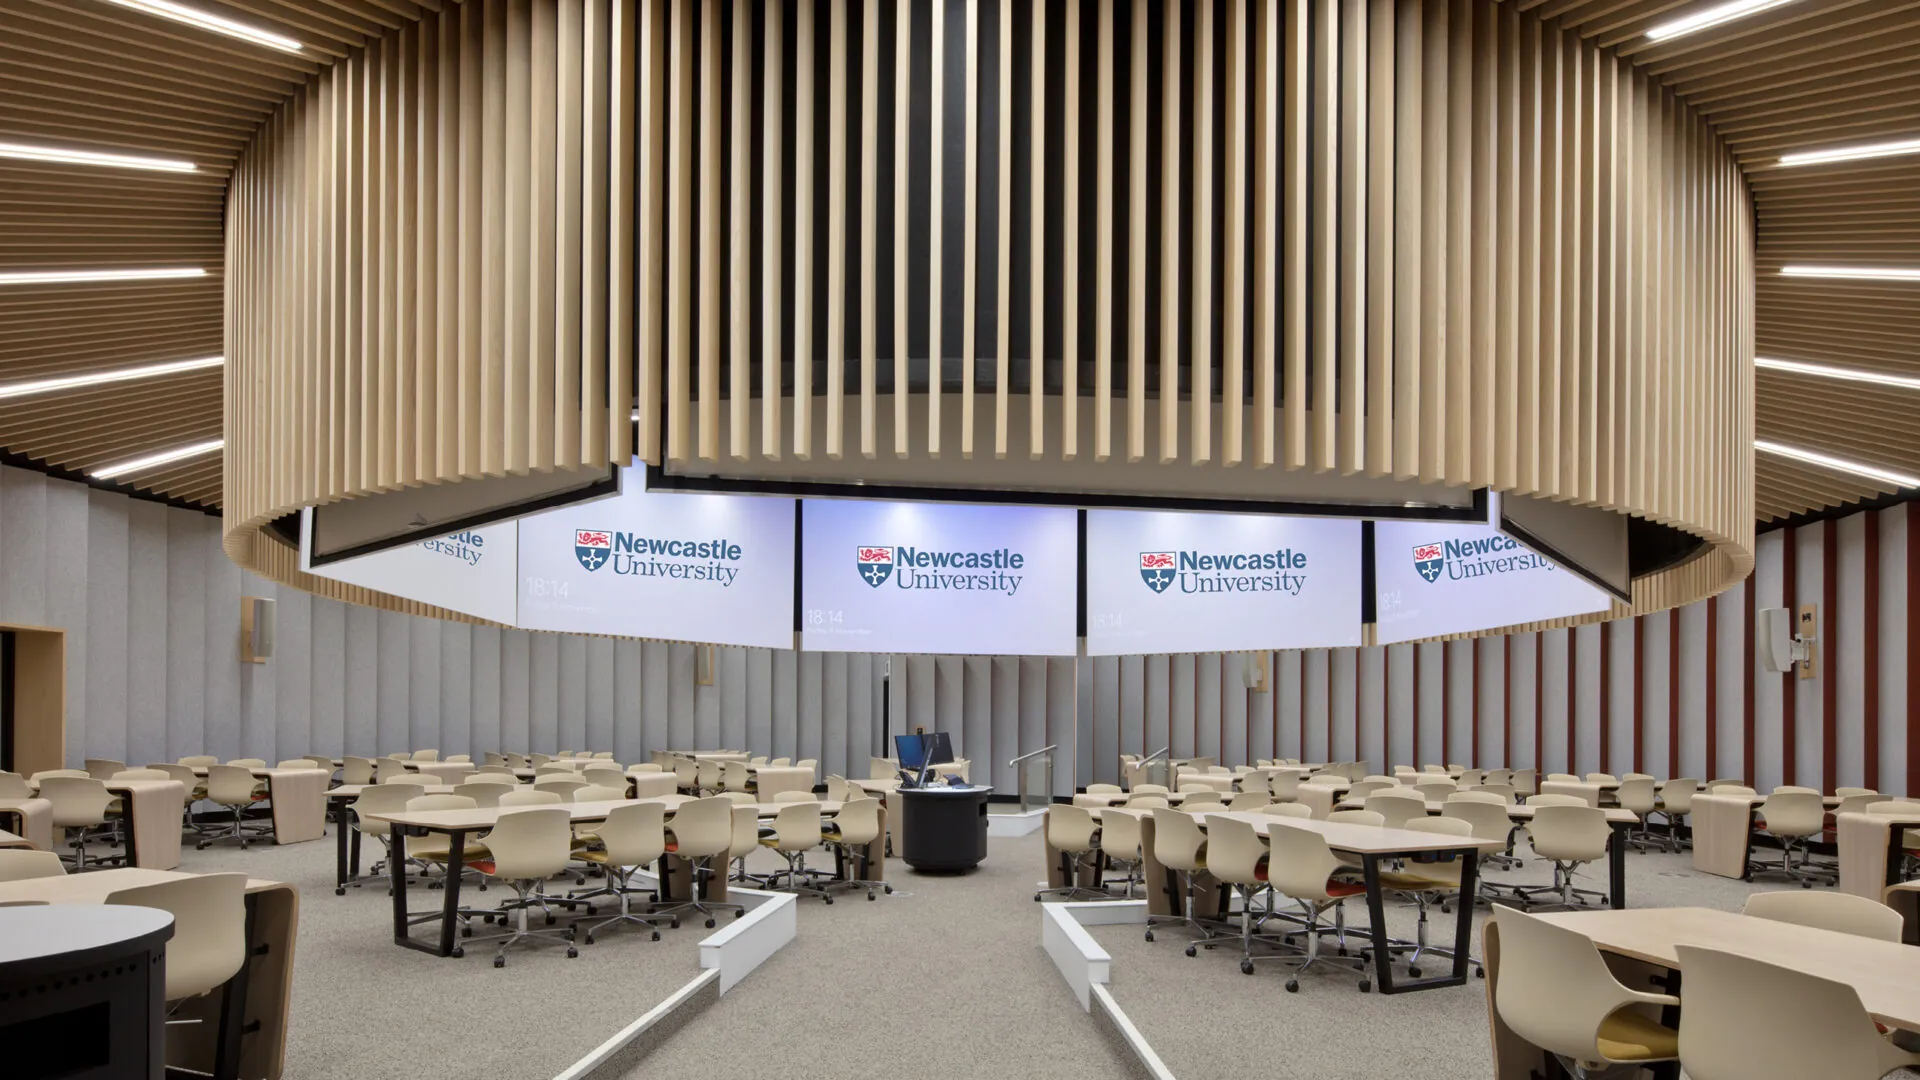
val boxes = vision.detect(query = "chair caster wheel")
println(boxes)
[462,927,472,938]
[1034,893,1042,901]
[1337,946,1348,957]
[478,883,487,892]
[387,888,394,897]
[651,930,661,941]
[545,913,558,925]
[586,906,597,915]
[1184,945,1197,958]
[1441,904,1452,914]
[671,919,680,929]
[493,956,506,968]
[1408,966,1422,978]
[197,841,210,850]
[1240,959,1255,975]
[567,947,579,958]
[884,885,893,894]
[1803,881,1814,889]
[824,897,834,905]
[868,892,877,901]
[1475,966,1486,979]
[1358,979,1372,993]
[1144,930,1155,942]
[705,918,717,928]
[335,887,346,896]
[1285,979,1300,993]
[585,933,597,944]
[449,945,464,957]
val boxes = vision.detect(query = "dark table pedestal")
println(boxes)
[899,786,991,871]
[0,905,174,1080]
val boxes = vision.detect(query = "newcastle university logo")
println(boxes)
[1412,543,1444,584]
[857,546,894,588]
[1139,552,1176,593]
[575,530,612,572]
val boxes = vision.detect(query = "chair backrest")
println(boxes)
[1226,792,1270,811]
[1132,783,1169,795]
[1546,772,1578,782]
[1613,777,1659,815]
[1525,793,1587,807]
[149,763,201,796]
[868,756,894,780]
[1622,772,1654,781]
[1673,943,1905,1080]
[113,769,171,781]
[178,756,218,767]
[1457,768,1484,787]
[533,777,589,801]
[575,784,631,803]
[752,755,770,767]
[1584,773,1618,785]
[1868,799,1920,816]
[719,791,758,805]
[830,795,883,847]
[484,752,508,766]
[1833,786,1878,798]
[825,775,851,802]
[1510,768,1538,794]
[1100,809,1144,862]
[673,758,698,786]
[1365,791,1431,830]
[1449,789,1506,805]
[724,761,752,792]
[773,790,816,803]
[1124,795,1169,809]
[1326,809,1384,826]
[84,758,127,780]
[1756,790,1825,837]
[530,753,552,766]
[0,772,28,799]
[1412,779,1458,800]
[411,749,439,762]
[342,756,376,785]
[272,760,308,770]
[1705,778,1750,792]
[503,753,530,769]
[630,763,664,774]
[457,780,515,808]
[475,764,517,777]
[1178,788,1223,805]
[351,783,425,836]
[668,796,735,858]
[373,757,412,783]
[1484,768,1513,787]
[1267,772,1302,800]
[1263,823,1346,900]
[479,807,574,880]
[1444,798,1519,844]
[593,752,613,759]
[302,755,337,771]
[227,759,266,768]
[582,767,628,789]
[727,805,760,858]
[31,769,89,782]
[595,801,669,868]
[40,776,113,827]
[499,788,563,807]
[1046,805,1098,852]
[1149,808,1208,872]
[1256,802,1314,819]
[406,793,477,814]
[696,759,722,790]
[1205,816,1268,887]
[1086,783,1123,795]
[1743,890,1903,942]
[1527,804,1612,861]
[1832,793,1890,817]
[1400,817,1474,886]
[1345,780,1393,801]
[1659,778,1700,813]
[0,849,67,881]
[106,872,250,1001]
[768,802,823,852]
[1237,772,1269,797]
[1492,904,1664,1065]
[769,757,791,767]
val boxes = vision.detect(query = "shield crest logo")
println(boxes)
[1139,552,1176,593]
[575,529,612,572]
[857,545,894,588]
[1412,542,1444,584]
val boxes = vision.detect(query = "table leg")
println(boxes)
[210,897,255,1080]
[1362,855,1396,994]
[389,828,412,948]
[333,801,350,895]
[1450,847,1479,982]
[351,824,362,876]
[437,828,466,958]
[1610,823,1629,909]
[1886,826,1907,891]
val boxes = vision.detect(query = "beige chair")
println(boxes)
[483,752,508,766]
[1364,790,1430,830]
[1200,815,1289,975]
[1265,822,1372,992]
[446,754,473,764]
[41,775,120,870]
[630,763,664,774]
[470,807,580,965]
[530,753,553,767]
[84,758,127,780]
[1444,796,1522,874]
[1457,768,1485,787]
[404,794,491,895]
[718,791,758,806]
[1132,783,1170,796]
[1546,772,1579,783]
[1257,802,1314,819]
[574,784,630,803]
[503,753,531,769]
[672,757,699,793]
[458,780,516,809]
[1472,782,1519,804]
[342,756,377,785]
[1372,817,1481,977]
[1144,809,1217,945]
[1327,809,1384,827]
[301,755,337,772]
[723,760,754,795]
[825,775,851,802]
[773,790,817,803]
[1037,805,1108,902]
[1751,789,1833,885]
[656,796,745,927]
[1673,943,1920,1080]
[0,849,66,881]
[1226,792,1271,811]
[1086,783,1123,795]
[373,757,412,784]
[197,764,276,850]
[1651,778,1699,851]
[1177,787,1224,806]
[1611,777,1660,851]
[346,783,427,890]
[474,764,518,779]
[32,769,90,782]
[1705,778,1751,792]
[411,749,439,762]
[499,789,563,807]
[1484,768,1513,787]
[1490,904,1678,1079]
[0,771,28,799]
[695,759,723,795]
[571,801,675,943]
[752,755,770,767]
[1268,772,1303,803]
[113,768,170,781]
[821,796,887,900]
[769,757,791,767]
[1526,793,1588,808]
[1412,778,1458,801]
[592,752,613,760]
[1124,795,1170,810]
[1584,773,1618,786]
[1743,890,1902,941]
[1510,768,1539,796]
[227,759,267,768]
[727,804,768,888]
[273,759,309,770]
[760,802,831,902]
[149,762,209,821]
[178,756,218,768]
[1097,809,1147,898]
[1512,805,1612,909]
[106,872,250,1013]
[1344,780,1394,802]
[533,776,589,802]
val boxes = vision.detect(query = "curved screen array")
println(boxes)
[302,469,1615,654]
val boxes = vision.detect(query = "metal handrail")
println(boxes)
[1008,744,1058,767]
[1142,746,1170,764]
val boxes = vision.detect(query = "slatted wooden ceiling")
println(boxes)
[0,0,426,507]
[5,0,1917,524]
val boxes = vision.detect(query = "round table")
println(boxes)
[0,904,175,1079]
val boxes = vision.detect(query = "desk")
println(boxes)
[1838,808,1920,903]
[1536,780,1609,806]
[0,796,53,850]
[0,904,172,1080]
[1072,791,1206,809]
[326,783,458,893]
[1293,780,1356,819]
[404,761,476,781]
[1072,808,1500,994]
[897,786,990,871]
[0,868,299,1080]
[1334,798,1638,908]
[750,766,817,801]
[190,767,330,844]
[1484,907,1920,1078]
[1170,773,1236,793]
[0,829,30,849]
[627,771,681,798]
[24,777,184,869]
[1691,791,1844,879]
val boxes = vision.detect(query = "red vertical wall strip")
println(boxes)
[1534,634,1543,770]
[1743,575,1756,785]
[1296,653,1305,760]
[1600,626,1612,775]
[1667,610,1680,779]
[1822,519,1838,794]
[1630,617,1643,774]
[1566,630,1577,775]
[1438,643,1449,766]
[1706,596,1719,780]
[1410,645,1420,768]
[1470,640,1480,768]
[1865,515,1880,792]
[1502,636,1512,768]
[1782,526,1799,786]
[1907,502,1920,796]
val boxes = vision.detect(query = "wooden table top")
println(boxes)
[1531,906,1920,1032]
[1335,797,1639,823]
[1697,792,1845,808]
[366,795,846,832]
[28,778,185,796]
[187,766,331,779]
[328,783,460,799]
[1090,807,1503,854]
[0,830,30,849]
[0,867,286,904]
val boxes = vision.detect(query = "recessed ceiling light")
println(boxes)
[1755,356,1920,392]
[0,267,207,286]
[0,356,224,401]
[0,140,196,173]
[102,0,302,52]
[1780,266,1920,282]
[1755,439,1920,490]
[1779,137,1920,168]
[1645,0,1799,41]
[90,439,224,481]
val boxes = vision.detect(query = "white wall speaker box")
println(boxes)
[241,596,275,664]
[1757,607,1796,675]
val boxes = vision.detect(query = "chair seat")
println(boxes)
[414,842,490,864]
[1324,877,1367,898]
[1376,869,1453,892]
[1594,1008,1679,1062]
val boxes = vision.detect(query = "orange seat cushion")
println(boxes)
[1325,877,1367,898]
[664,841,679,853]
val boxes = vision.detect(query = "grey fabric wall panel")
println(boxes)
[798,652,824,767]
[1089,656,1118,783]
[85,492,129,762]
[443,622,475,762]
[1325,650,1351,763]
[768,648,795,760]
[1880,509,1908,795]
[1752,531,1785,791]
[904,655,934,740]
[667,644,696,752]
[1048,657,1078,798]
[581,637,614,755]
[961,657,990,782]
[745,648,773,758]
[641,641,670,754]
[1223,654,1250,767]
[375,609,411,756]
[1018,657,1047,778]
[1509,635,1537,772]
[124,500,169,769]
[272,585,311,767]
[1412,643,1437,766]
[498,628,531,755]
[612,639,645,762]
[556,635,587,752]
[1446,642,1471,766]
[202,515,243,761]
[1386,645,1412,767]
[991,656,1020,790]
[849,653,876,769]
[1118,655,1144,764]
[1541,630,1570,774]
[1358,646,1384,770]
[528,632,560,753]
[1170,656,1196,759]
[46,477,91,758]
[1792,527,1824,788]
[1306,651,1330,763]
[717,646,747,752]
[1143,654,1169,758]
[1644,613,1672,779]
[469,625,503,757]
[935,656,964,761]
[238,572,276,762]
[410,616,443,753]
[1279,651,1303,760]
[0,469,50,623]
[1074,653,1092,791]
[1196,653,1223,763]
[694,665,721,758]
[307,588,345,757]
[1835,516,1866,788]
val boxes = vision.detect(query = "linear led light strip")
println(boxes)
[90,439,224,481]
[0,140,195,173]
[0,267,206,286]
[0,356,224,402]
[1779,137,1920,168]
[1645,0,1800,40]
[1755,356,1920,392]
[102,0,302,52]
[1780,266,1920,282]
[1755,440,1920,490]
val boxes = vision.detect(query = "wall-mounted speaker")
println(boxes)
[1757,607,1796,675]
[241,597,275,664]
